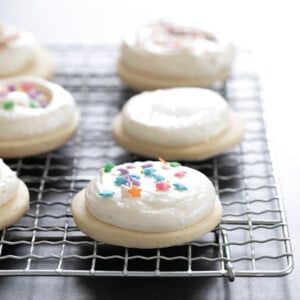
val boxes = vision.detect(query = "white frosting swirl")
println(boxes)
[121,88,230,146]
[0,76,76,139]
[121,20,235,79]
[0,24,39,76]
[0,159,19,207]
[85,161,217,232]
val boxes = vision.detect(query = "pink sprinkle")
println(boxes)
[22,82,34,91]
[156,182,171,191]
[174,170,187,178]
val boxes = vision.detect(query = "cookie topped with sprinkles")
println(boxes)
[0,76,80,158]
[72,159,223,248]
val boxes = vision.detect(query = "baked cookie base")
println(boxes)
[0,48,54,80]
[72,189,222,249]
[0,180,29,230]
[0,111,80,158]
[117,59,230,91]
[112,110,244,161]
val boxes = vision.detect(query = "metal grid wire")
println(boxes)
[0,45,293,281]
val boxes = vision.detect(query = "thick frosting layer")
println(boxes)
[85,160,217,232]
[0,76,76,139]
[0,159,19,207]
[121,20,235,79]
[0,24,39,76]
[121,88,230,146]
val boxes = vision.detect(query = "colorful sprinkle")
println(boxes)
[29,101,39,109]
[173,183,188,191]
[8,85,16,92]
[158,157,167,165]
[153,174,165,182]
[98,191,115,198]
[21,82,34,91]
[118,168,129,175]
[114,176,127,186]
[128,185,142,198]
[27,89,41,99]
[0,82,50,110]
[126,175,141,187]
[125,164,135,169]
[174,170,187,178]
[104,163,115,172]
[142,162,154,169]
[129,174,140,179]
[144,168,157,176]
[0,86,9,95]
[3,101,15,110]
[156,181,171,191]
[170,162,181,167]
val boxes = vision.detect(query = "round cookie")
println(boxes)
[113,88,244,161]
[0,159,29,230]
[118,20,234,90]
[0,76,80,158]
[72,160,222,249]
[0,24,54,79]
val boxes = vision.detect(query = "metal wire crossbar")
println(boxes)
[0,45,293,281]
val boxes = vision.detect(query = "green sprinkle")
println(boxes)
[3,101,15,110]
[29,101,39,109]
[170,162,181,167]
[104,162,115,172]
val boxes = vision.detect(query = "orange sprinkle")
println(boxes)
[128,185,142,198]
[158,157,167,165]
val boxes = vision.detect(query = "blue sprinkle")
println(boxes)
[98,191,115,198]
[144,168,157,176]
[173,183,188,191]
[129,174,141,179]
[153,174,165,182]
[114,176,128,186]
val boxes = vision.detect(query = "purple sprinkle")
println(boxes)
[118,168,129,175]
[142,162,154,169]
[126,175,141,186]
[8,85,16,92]
[125,164,135,169]
[40,101,49,108]
[27,90,40,99]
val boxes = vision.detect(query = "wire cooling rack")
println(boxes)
[0,45,293,281]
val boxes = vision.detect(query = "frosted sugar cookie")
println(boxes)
[113,88,244,161]
[0,159,29,230]
[0,76,80,158]
[0,24,54,79]
[118,20,235,90]
[72,160,222,249]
